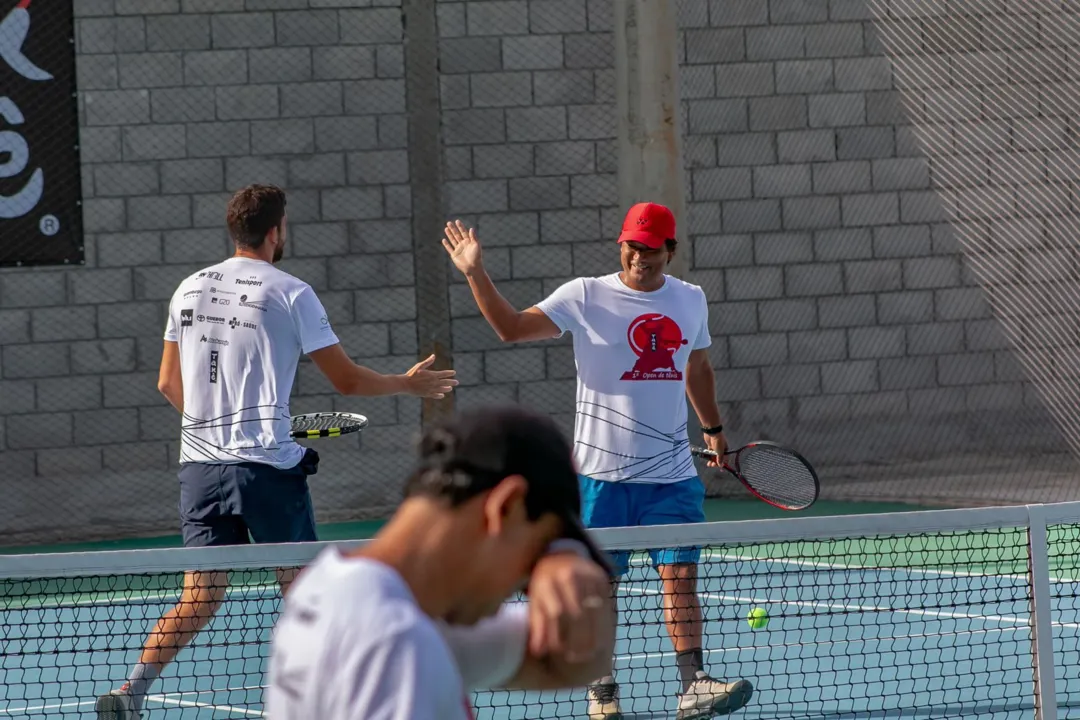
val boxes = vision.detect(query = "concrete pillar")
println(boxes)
[615,0,689,278]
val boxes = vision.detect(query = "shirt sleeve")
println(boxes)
[692,289,712,350]
[438,602,529,691]
[290,285,340,354]
[329,625,450,720]
[163,297,178,342]
[533,278,586,336]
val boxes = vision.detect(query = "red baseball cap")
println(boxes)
[617,202,677,249]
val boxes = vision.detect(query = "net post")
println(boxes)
[614,0,688,280]
[1027,503,1059,720]
[403,0,454,427]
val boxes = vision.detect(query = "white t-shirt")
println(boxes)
[534,272,711,484]
[265,549,529,720]
[164,257,340,468]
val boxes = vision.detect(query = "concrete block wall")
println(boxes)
[0,0,1070,544]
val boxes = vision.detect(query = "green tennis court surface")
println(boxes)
[4,503,1080,719]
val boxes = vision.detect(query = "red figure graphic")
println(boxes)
[621,313,688,381]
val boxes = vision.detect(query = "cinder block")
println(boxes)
[2,273,67,308]
[216,85,280,120]
[530,0,587,32]
[93,163,159,197]
[873,224,932,257]
[97,232,162,267]
[936,287,992,320]
[128,196,192,230]
[484,347,546,383]
[746,26,805,60]
[775,60,834,94]
[708,0,768,25]
[688,99,748,134]
[837,126,895,159]
[866,90,908,125]
[447,180,509,214]
[759,299,817,332]
[808,93,866,127]
[68,269,135,305]
[805,23,863,57]
[0,311,30,345]
[512,244,573,279]
[782,196,841,230]
[98,303,162,339]
[770,0,828,23]
[534,70,594,106]
[786,264,843,296]
[132,265,204,300]
[716,133,776,166]
[7,413,74,449]
[821,360,877,393]
[753,164,812,197]
[754,232,813,264]
[225,157,287,190]
[908,321,966,356]
[567,105,615,140]
[151,87,217,123]
[314,46,375,80]
[3,344,70,379]
[35,376,101,412]
[749,96,807,131]
[812,160,871,194]
[438,38,502,73]
[506,108,567,142]
[314,116,379,152]
[777,129,835,162]
[160,159,224,195]
[84,90,151,126]
[184,50,248,85]
[163,228,229,263]
[249,48,313,84]
[716,63,775,97]
[211,12,275,48]
[71,340,138,375]
[727,266,784,300]
[503,35,563,70]
[903,257,961,289]
[321,187,384,220]
[510,177,571,211]
[443,109,506,145]
[763,364,821,397]
[343,80,405,115]
[692,235,750,268]
[789,329,847,362]
[116,0,177,13]
[565,33,613,68]
[872,157,930,190]
[339,8,402,43]
[835,57,893,91]
[938,352,996,386]
[724,199,782,232]
[470,72,533,107]
[842,193,899,227]
[844,259,901,293]
[848,326,905,359]
[819,295,876,327]
[730,334,788,367]
[147,13,210,50]
[118,52,183,88]
[79,17,146,55]
[347,150,410,185]
[693,168,753,201]
[467,1,529,35]
[877,290,933,324]
[77,55,119,90]
[535,142,595,177]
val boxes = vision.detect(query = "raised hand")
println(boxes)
[441,220,484,277]
[404,354,459,399]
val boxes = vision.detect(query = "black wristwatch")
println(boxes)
[701,423,724,436]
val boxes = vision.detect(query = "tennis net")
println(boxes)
[2,502,1079,719]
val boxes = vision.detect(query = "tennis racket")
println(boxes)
[290,412,368,439]
[691,441,819,511]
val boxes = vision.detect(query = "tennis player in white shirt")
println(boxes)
[266,405,616,719]
[442,203,753,719]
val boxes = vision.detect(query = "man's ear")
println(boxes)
[482,475,529,537]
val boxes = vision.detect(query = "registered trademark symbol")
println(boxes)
[39,214,59,236]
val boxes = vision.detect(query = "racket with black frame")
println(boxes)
[691,440,819,511]
[289,412,369,439]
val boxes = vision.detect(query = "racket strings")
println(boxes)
[292,415,351,432]
[737,446,818,508]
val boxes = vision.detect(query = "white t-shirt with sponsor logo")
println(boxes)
[164,257,340,468]
[534,272,711,484]
[265,548,528,720]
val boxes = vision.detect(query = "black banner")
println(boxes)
[0,0,82,267]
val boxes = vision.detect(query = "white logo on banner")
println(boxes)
[0,0,52,222]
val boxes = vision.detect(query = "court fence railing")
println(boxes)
[5,501,1080,718]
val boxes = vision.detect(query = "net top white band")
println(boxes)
[3,500,1080,580]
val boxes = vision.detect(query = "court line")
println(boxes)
[0,687,265,717]
[621,585,1080,629]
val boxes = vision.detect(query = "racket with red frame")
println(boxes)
[691,440,819,511]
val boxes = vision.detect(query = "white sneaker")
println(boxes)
[675,672,753,719]
[95,683,142,720]
[586,679,623,719]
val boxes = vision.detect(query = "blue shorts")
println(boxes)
[579,475,706,577]
[178,449,319,548]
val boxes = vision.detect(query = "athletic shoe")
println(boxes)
[675,672,753,719]
[95,683,142,720]
[587,679,623,719]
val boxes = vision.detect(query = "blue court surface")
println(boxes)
[3,548,1080,719]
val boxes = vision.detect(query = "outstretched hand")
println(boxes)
[404,354,459,399]
[442,220,484,277]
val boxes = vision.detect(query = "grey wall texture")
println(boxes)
[0,0,1073,546]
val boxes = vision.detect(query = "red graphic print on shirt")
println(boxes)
[620,313,688,381]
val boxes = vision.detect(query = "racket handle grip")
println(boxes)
[691,445,719,459]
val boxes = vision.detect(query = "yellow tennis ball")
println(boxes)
[747,607,769,630]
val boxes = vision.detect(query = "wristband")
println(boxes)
[546,538,592,560]
[701,424,724,435]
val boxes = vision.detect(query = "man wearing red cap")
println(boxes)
[442,203,752,719]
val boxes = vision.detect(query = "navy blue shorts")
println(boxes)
[177,449,319,548]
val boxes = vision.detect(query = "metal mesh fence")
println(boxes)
[2,0,1080,546]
